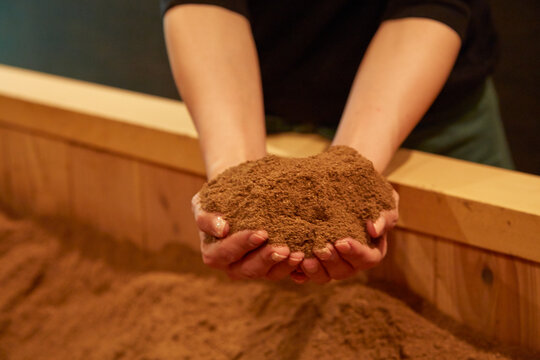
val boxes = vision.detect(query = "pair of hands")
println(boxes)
[192,190,399,284]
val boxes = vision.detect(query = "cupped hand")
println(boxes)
[192,193,304,280]
[298,189,399,284]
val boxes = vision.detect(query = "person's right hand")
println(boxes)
[191,193,304,280]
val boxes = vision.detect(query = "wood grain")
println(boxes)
[0,127,70,217]
[140,163,204,252]
[435,239,540,350]
[1,65,540,352]
[0,128,9,208]
[0,65,205,175]
[2,64,540,262]
[369,229,436,303]
[390,165,540,263]
[71,145,144,247]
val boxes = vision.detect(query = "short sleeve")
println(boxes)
[382,0,472,41]
[161,0,249,18]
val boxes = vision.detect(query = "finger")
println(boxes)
[301,257,331,284]
[290,270,309,284]
[367,190,399,239]
[367,217,386,239]
[192,193,229,238]
[201,230,267,268]
[334,237,387,271]
[313,244,355,280]
[228,245,290,279]
[387,189,400,228]
[266,252,304,281]
[392,189,400,209]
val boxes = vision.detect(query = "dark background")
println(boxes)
[0,1,538,174]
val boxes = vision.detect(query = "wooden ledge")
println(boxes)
[1,64,539,263]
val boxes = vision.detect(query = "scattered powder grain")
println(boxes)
[1,212,537,360]
[200,146,395,255]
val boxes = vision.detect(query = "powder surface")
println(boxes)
[199,146,395,255]
[0,212,536,360]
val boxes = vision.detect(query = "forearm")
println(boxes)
[332,18,461,173]
[164,5,266,179]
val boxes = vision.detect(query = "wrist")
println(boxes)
[331,138,394,174]
[205,146,267,180]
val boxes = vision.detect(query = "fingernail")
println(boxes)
[303,261,318,274]
[214,216,226,237]
[249,232,267,246]
[373,218,386,237]
[271,252,287,262]
[315,246,332,260]
[288,253,304,265]
[335,240,351,254]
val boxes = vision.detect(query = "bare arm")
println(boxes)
[164,4,266,179]
[164,5,301,281]
[333,18,462,173]
[304,18,461,283]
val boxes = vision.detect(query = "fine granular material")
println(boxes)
[200,146,395,255]
[0,213,535,360]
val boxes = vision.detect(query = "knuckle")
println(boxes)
[323,254,338,264]
[194,214,207,230]
[216,247,236,264]
[239,263,264,279]
[267,268,291,281]
[202,254,218,268]
[240,268,260,279]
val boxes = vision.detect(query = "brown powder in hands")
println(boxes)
[199,145,395,256]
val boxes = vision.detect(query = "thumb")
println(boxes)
[192,193,229,238]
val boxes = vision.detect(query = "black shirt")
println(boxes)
[161,0,498,128]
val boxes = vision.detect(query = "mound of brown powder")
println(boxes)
[1,212,537,360]
[200,146,395,255]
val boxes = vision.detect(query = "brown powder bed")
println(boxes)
[0,212,537,360]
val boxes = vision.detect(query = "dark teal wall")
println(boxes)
[0,1,178,99]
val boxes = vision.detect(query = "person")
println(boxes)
[161,0,513,284]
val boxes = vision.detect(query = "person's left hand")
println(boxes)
[291,189,399,284]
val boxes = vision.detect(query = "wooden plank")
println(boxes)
[0,128,9,208]
[0,102,206,177]
[1,65,540,263]
[369,229,436,303]
[0,65,205,176]
[385,150,540,216]
[0,126,70,217]
[0,65,198,138]
[71,146,144,247]
[435,239,540,351]
[387,156,540,263]
[140,163,205,252]
[266,132,329,158]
